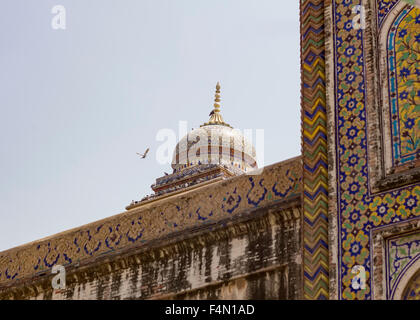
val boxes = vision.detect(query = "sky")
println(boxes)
[0,0,301,251]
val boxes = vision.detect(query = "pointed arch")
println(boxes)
[365,1,420,192]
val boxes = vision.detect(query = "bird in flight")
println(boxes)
[209,110,215,116]
[136,148,150,159]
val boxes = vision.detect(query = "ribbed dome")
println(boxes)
[171,82,257,173]
[172,125,257,173]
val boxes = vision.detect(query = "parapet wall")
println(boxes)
[0,157,302,294]
[0,200,302,299]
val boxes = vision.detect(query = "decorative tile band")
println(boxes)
[387,7,420,167]
[402,266,420,299]
[0,158,302,288]
[386,231,420,299]
[378,0,401,27]
[300,0,329,300]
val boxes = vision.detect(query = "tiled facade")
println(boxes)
[326,0,420,300]
[0,0,419,300]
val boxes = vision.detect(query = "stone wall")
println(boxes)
[0,158,301,291]
[0,199,302,300]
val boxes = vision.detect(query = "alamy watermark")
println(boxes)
[351,265,366,290]
[51,5,66,30]
[51,264,66,290]
[352,5,366,30]
[352,1,420,30]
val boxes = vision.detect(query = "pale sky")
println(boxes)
[0,0,300,251]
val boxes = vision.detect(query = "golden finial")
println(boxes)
[214,81,221,112]
[201,82,231,127]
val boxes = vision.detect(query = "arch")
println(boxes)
[380,4,420,173]
[402,268,420,300]
[365,1,420,192]
[386,7,420,168]
[393,257,420,299]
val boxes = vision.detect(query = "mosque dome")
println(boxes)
[171,82,257,173]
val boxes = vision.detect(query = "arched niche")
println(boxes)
[401,268,420,300]
[365,0,420,193]
[394,257,420,299]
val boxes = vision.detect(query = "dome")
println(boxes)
[171,82,257,173]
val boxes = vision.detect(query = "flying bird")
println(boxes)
[136,148,150,159]
[209,110,215,116]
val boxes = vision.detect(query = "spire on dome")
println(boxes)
[201,82,232,128]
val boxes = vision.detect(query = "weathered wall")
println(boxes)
[0,158,301,291]
[0,200,302,300]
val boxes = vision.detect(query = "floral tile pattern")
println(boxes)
[333,0,420,299]
[387,7,420,166]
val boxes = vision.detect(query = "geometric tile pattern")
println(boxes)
[300,0,329,300]
[332,0,420,299]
